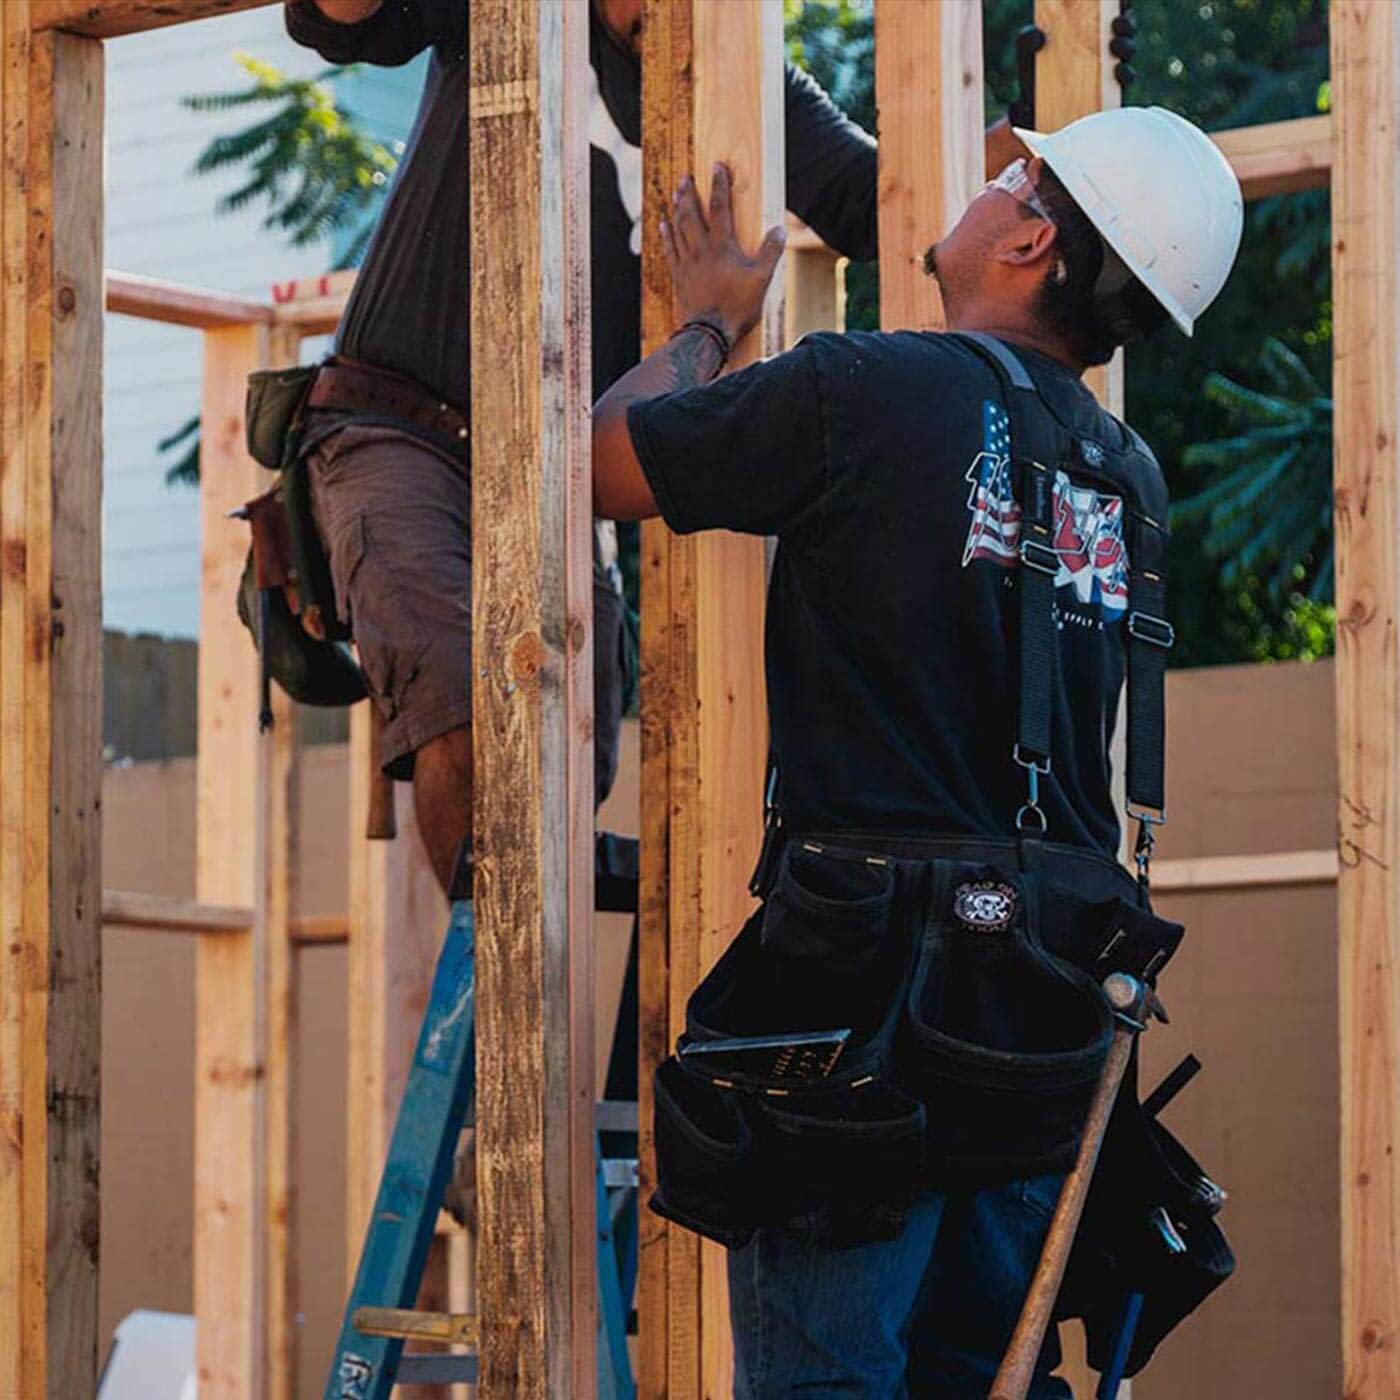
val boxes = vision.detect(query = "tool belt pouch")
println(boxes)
[1038,888,1184,985]
[236,480,366,708]
[650,1057,759,1249]
[904,863,1113,1186]
[1062,1054,1235,1377]
[246,365,318,471]
[651,842,925,1249]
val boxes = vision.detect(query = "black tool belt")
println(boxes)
[650,833,1230,1368]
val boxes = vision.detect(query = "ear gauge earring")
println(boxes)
[1051,256,1069,286]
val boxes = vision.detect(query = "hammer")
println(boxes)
[989,972,1154,1400]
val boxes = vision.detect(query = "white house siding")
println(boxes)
[104,9,422,640]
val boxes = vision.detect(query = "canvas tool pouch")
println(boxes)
[1055,1049,1234,1378]
[246,364,318,472]
[650,1057,759,1249]
[904,860,1113,1186]
[651,842,926,1249]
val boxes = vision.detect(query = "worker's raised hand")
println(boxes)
[661,162,786,351]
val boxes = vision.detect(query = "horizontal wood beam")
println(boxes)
[32,0,275,38]
[1213,114,1331,201]
[102,889,253,932]
[287,912,347,945]
[1151,848,1339,893]
[101,891,350,944]
[105,272,272,329]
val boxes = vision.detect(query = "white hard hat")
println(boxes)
[1013,106,1243,337]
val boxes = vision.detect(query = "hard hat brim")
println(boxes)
[1012,124,1196,337]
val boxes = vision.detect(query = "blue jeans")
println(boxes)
[727,1174,1073,1399]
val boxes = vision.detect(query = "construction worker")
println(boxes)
[593,109,1243,1397]
[284,0,880,897]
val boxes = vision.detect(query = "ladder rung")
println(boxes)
[396,1354,480,1385]
[602,1157,639,1189]
[352,1307,479,1346]
[596,1099,638,1133]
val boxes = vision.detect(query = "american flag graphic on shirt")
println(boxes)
[962,400,1130,622]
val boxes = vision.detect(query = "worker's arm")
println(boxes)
[285,0,461,65]
[784,68,1031,265]
[593,164,786,521]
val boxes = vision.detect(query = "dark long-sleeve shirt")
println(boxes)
[287,1,877,406]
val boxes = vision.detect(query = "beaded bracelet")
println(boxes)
[671,317,732,368]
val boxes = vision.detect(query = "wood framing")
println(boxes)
[342,724,446,1274]
[105,271,272,329]
[1214,114,1331,201]
[638,2,783,1395]
[0,14,104,1397]
[469,2,596,1395]
[1331,5,1400,1395]
[1034,0,1122,409]
[195,320,269,1400]
[873,0,984,330]
[31,0,276,39]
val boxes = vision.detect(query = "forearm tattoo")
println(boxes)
[607,325,726,419]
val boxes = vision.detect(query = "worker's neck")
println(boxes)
[945,309,1086,376]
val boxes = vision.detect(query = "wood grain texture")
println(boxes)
[874,0,984,330]
[1214,114,1331,201]
[1332,5,1400,1395]
[31,0,275,38]
[1030,10,1128,1390]
[0,15,103,1396]
[1034,0,1122,410]
[101,890,253,931]
[638,2,782,1395]
[469,2,595,1395]
[263,318,301,1400]
[195,321,268,1400]
[343,725,445,1267]
[105,271,272,329]
[42,33,103,1394]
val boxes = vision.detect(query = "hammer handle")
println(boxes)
[989,1025,1136,1400]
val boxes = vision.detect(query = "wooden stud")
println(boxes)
[261,322,301,1400]
[195,320,269,1400]
[1030,9,1127,1388]
[873,0,984,331]
[638,1,784,1394]
[1034,0,1122,409]
[30,0,276,38]
[0,13,103,1397]
[343,723,446,1265]
[1332,5,1400,1396]
[469,1,595,1394]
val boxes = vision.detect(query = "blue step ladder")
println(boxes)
[324,841,640,1399]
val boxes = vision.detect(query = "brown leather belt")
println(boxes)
[306,356,469,454]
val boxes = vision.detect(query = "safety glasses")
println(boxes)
[986,157,1056,226]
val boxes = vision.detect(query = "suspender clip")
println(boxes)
[1127,611,1175,649]
[1020,537,1059,576]
[1014,744,1051,833]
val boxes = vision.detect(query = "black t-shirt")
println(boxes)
[286,0,468,407]
[628,331,1160,858]
[287,2,878,405]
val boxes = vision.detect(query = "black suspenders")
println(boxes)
[955,333,1173,878]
